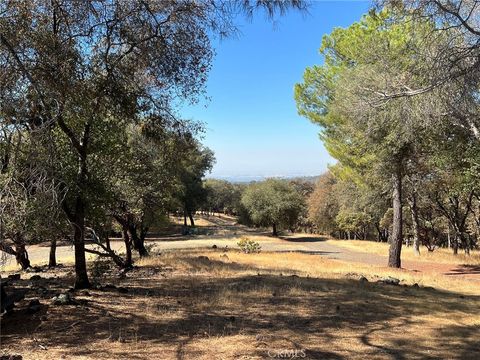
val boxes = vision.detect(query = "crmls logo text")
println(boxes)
[267,349,307,358]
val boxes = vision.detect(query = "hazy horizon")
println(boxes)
[182,1,369,178]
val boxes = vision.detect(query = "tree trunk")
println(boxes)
[272,223,278,236]
[388,168,403,268]
[49,238,57,267]
[183,211,187,227]
[122,226,132,268]
[73,198,90,289]
[188,212,195,227]
[409,194,421,256]
[129,223,148,257]
[14,243,30,270]
[453,233,459,255]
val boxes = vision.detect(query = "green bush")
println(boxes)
[237,238,261,254]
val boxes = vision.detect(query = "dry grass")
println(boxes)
[2,248,480,359]
[327,239,480,265]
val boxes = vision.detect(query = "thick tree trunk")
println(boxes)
[129,223,148,257]
[49,238,57,267]
[14,243,30,270]
[272,223,278,237]
[188,212,195,227]
[409,194,421,256]
[388,168,403,268]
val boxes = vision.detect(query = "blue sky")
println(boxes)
[181,1,370,180]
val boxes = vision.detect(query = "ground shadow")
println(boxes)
[1,255,479,360]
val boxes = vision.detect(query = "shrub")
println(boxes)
[237,238,261,253]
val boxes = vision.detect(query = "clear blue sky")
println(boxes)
[181,1,370,180]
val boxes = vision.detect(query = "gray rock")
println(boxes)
[52,293,75,305]
[379,276,400,285]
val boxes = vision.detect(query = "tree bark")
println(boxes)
[49,238,57,267]
[14,243,30,270]
[122,226,132,268]
[272,223,278,236]
[388,168,403,268]
[409,194,421,256]
[73,197,90,289]
[129,223,148,257]
[188,212,195,227]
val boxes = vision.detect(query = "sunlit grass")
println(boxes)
[327,239,480,265]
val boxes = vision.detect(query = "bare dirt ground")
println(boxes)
[1,215,480,359]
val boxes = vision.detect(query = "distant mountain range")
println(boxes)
[206,174,321,184]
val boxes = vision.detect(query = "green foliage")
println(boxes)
[241,179,306,234]
[237,238,261,254]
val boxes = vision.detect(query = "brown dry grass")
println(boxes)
[327,239,480,265]
[2,249,479,360]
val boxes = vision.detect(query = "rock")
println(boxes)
[79,290,90,296]
[229,315,236,322]
[379,277,400,285]
[212,244,217,249]
[290,274,299,279]
[412,283,420,288]
[26,299,41,314]
[8,274,21,281]
[359,276,368,283]
[30,275,42,281]
[197,256,209,261]
[103,284,117,290]
[26,266,42,273]
[52,293,75,305]
[220,254,229,260]
[117,287,128,294]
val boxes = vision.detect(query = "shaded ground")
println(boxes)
[1,250,479,360]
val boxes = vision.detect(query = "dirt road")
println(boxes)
[3,214,479,281]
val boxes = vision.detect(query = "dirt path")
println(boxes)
[4,214,479,282]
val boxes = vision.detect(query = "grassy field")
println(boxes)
[327,239,480,265]
[1,248,479,359]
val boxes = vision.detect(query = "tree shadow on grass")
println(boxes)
[445,264,480,276]
[279,235,329,243]
[1,257,479,360]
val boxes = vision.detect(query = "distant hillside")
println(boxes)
[206,174,321,184]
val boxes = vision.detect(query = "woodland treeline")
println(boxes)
[1,1,480,288]
[207,2,480,268]
[295,2,480,267]
[0,0,307,289]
